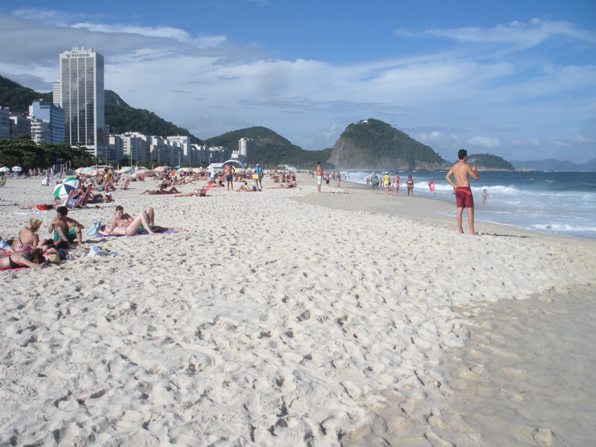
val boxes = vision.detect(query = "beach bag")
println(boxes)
[87,219,102,237]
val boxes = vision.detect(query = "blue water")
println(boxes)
[343,170,596,239]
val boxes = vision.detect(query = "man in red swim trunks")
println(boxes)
[445,149,479,234]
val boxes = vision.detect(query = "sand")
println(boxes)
[0,174,594,446]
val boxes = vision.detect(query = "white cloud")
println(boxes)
[466,136,501,149]
[552,134,594,147]
[70,22,227,48]
[397,18,596,48]
[0,9,595,161]
[510,137,541,147]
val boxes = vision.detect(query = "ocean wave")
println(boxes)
[531,223,596,233]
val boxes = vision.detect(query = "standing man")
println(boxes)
[254,164,264,190]
[445,149,479,234]
[315,161,323,193]
[223,163,235,191]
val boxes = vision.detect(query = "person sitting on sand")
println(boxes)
[0,249,45,269]
[236,181,250,192]
[48,206,84,246]
[11,218,42,251]
[99,205,159,236]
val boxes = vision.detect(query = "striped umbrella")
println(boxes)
[52,176,79,199]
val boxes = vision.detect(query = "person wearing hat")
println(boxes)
[383,171,391,193]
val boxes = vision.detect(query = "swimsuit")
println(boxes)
[455,187,474,208]
[317,175,322,185]
[52,228,76,243]
[8,256,19,269]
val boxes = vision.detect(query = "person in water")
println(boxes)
[445,149,479,234]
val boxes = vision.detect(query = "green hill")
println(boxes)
[467,153,514,170]
[0,75,51,112]
[329,118,446,170]
[104,90,202,144]
[204,127,332,169]
[0,75,201,143]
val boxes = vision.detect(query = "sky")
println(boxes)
[0,0,595,163]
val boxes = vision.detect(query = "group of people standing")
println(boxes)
[315,149,482,235]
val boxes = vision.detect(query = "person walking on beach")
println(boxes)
[445,149,479,234]
[393,173,400,195]
[482,188,488,206]
[315,161,323,192]
[406,175,414,196]
[383,172,391,193]
[254,164,264,189]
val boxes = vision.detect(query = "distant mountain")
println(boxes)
[579,158,596,171]
[204,127,332,168]
[511,158,596,171]
[329,118,445,170]
[467,153,514,171]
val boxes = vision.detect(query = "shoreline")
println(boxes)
[298,175,561,241]
[1,176,594,445]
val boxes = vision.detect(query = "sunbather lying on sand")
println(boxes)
[99,205,163,236]
[0,249,45,269]
[142,185,180,195]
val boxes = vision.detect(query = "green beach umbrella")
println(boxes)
[52,176,79,199]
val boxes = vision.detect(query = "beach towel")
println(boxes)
[101,227,177,237]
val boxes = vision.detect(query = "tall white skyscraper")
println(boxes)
[58,47,106,159]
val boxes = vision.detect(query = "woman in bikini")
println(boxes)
[0,249,45,269]
[11,218,42,251]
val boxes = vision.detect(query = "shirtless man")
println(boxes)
[101,205,157,236]
[223,164,235,191]
[445,149,479,234]
[48,206,84,245]
[315,161,323,193]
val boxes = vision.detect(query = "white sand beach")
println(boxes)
[0,175,594,446]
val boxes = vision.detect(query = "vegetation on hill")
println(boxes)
[205,127,332,169]
[467,153,514,170]
[0,138,96,170]
[105,90,202,144]
[329,118,445,170]
[0,75,51,113]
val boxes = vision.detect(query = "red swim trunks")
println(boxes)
[455,187,474,208]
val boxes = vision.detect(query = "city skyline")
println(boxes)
[0,1,595,162]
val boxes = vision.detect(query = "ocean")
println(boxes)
[342,170,596,239]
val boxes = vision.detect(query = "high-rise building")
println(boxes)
[238,137,256,165]
[58,47,106,159]
[29,100,65,144]
[52,81,61,107]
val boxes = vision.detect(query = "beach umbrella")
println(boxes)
[177,167,192,173]
[0,166,9,173]
[12,166,22,172]
[153,166,168,172]
[136,168,156,177]
[52,176,79,199]
[74,167,86,174]
[119,166,135,175]
[82,166,100,176]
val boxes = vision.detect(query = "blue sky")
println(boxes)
[0,0,595,162]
